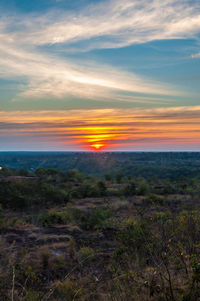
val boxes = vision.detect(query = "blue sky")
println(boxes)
[0,0,200,150]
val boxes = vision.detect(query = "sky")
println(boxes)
[0,0,200,151]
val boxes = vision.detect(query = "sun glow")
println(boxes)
[2,107,200,151]
[90,143,105,150]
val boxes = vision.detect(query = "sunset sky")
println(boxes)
[0,0,200,151]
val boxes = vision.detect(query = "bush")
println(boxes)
[80,208,112,230]
[114,218,151,266]
[25,290,41,301]
[96,181,107,196]
[71,183,101,198]
[123,182,136,196]
[37,206,81,227]
[78,246,95,262]
[55,279,82,300]
[137,182,150,195]
[152,211,172,222]
[143,193,164,205]
[41,183,67,204]
[38,209,68,227]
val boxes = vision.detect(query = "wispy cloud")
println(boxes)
[0,32,178,101]
[1,0,199,102]
[8,0,200,49]
[191,52,200,58]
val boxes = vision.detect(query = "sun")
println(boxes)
[90,143,105,150]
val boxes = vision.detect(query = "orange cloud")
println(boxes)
[0,106,200,150]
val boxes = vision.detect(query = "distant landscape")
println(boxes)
[0,152,200,300]
[1,151,200,178]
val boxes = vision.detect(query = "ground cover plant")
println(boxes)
[0,164,200,300]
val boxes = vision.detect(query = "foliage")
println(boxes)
[123,182,136,196]
[137,182,150,195]
[80,207,112,230]
[78,247,95,262]
[0,164,200,300]
[143,193,164,205]
[37,206,80,227]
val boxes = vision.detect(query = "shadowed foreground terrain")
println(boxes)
[0,157,200,300]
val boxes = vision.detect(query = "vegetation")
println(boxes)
[0,158,200,300]
[1,151,200,179]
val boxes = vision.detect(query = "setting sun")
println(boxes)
[90,143,105,150]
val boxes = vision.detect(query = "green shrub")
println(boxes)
[37,208,68,227]
[143,193,164,205]
[192,261,200,282]
[78,246,95,262]
[107,188,121,196]
[96,181,107,196]
[71,183,100,198]
[152,211,172,222]
[41,183,67,204]
[116,173,123,183]
[37,206,81,227]
[113,218,151,267]
[123,182,136,196]
[25,290,41,301]
[70,189,81,199]
[137,182,150,195]
[55,279,82,300]
[80,207,112,230]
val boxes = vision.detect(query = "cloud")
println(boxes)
[7,0,200,49]
[0,105,200,150]
[191,52,200,58]
[1,0,199,101]
[0,32,178,101]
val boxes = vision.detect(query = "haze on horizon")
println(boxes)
[0,0,200,151]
